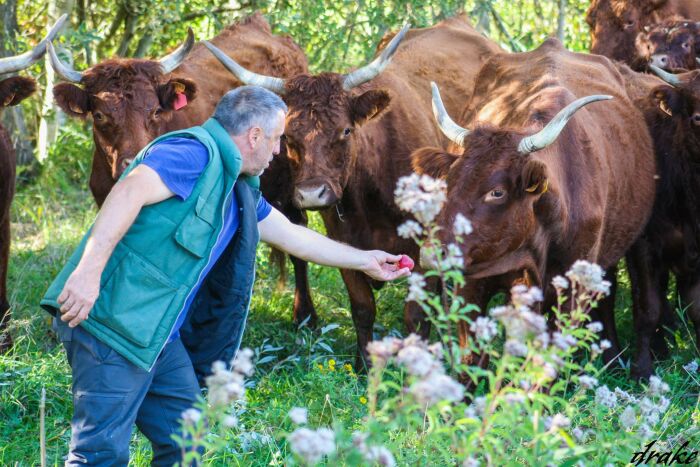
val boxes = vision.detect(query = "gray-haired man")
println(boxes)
[43,86,411,465]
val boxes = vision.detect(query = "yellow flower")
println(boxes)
[328,359,336,371]
[344,364,353,373]
[317,363,324,371]
[359,396,367,405]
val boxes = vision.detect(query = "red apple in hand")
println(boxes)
[398,254,414,271]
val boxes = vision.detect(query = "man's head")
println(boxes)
[214,85,288,176]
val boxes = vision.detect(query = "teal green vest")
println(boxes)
[41,118,261,371]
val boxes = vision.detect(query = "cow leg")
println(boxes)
[284,208,317,328]
[627,240,665,380]
[678,272,700,350]
[649,269,672,360]
[0,204,11,353]
[339,269,376,371]
[593,266,622,365]
[404,275,439,339]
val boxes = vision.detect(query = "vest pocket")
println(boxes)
[90,251,182,348]
[174,197,217,258]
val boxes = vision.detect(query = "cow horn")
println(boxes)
[431,82,469,147]
[517,95,613,154]
[342,23,410,90]
[650,64,682,86]
[0,13,67,75]
[47,42,82,83]
[696,57,700,66]
[159,27,195,73]
[203,40,286,95]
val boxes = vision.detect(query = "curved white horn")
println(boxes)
[650,64,682,86]
[517,95,613,154]
[47,42,82,83]
[0,13,68,75]
[431,81,469,147]
[159,28,195,73]
[203,40,286,95]
[342,23,410,90]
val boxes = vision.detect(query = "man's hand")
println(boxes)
[58,266,101,327]
[358,250,411,281]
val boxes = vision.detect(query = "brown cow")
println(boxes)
[0,15,68,350]
[411,39,656,366]
[619,65,700,378]
[635,19,700,70]
[48,13,319,327]
[587,0,700,67]
[205,15,503,366]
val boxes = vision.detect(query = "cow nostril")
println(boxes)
[319,185,326,197]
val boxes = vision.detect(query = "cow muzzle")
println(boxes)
[649,54,669,69]
[293,183,337,209]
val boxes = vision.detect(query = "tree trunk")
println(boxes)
[0,0,34,166]
[133,29,154,58]
[116,11,138,57]
[37,0,74,163]
[557,0,567,42]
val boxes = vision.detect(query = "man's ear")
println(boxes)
[53,82,90,118]
[351,89,391,126]
[0,77,37,107]
[520,159,549,196]
[411,147,458,179]
[157,78,197,111]
[651,85,682,117]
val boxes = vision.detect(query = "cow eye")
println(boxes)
[93,111,104,121]
[342,128,352,137]
[485,188,506,203]
[683,42,690,50]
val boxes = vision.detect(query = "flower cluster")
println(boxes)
[490,285,547,345]
[287,427,336,464]
[205,348,255,409]
[565,260,611,295]
[353,432,396,467]
[394,173,447,225]
[367,333,464,407]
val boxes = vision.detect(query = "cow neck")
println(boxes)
[201,117,260,190]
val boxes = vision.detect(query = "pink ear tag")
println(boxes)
[173,92,187,110]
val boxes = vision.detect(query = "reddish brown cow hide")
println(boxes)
[635,19,700,71]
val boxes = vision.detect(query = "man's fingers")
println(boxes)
[57,289,68,305]
[60,299,84,322]
[59,295,77,314]
[69,305,89,328]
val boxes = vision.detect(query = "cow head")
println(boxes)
[203,24,409,209]
[412,83,611,280]
[49,29,196,180]
[587,0,676,64]
[649,65,700,130]
[636,20,700,71]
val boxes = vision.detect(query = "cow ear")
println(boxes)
[0,76,36,107]
[54,83,90,118]
[158,78,197,111]
[520,159,548,196]
[411,147,458,179]
[351,89,391,126]
[651,85,682,117]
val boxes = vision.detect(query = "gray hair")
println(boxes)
[213,85,288,136]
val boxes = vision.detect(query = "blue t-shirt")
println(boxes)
[142,137,272,341]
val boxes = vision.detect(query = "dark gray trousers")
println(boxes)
[54,318,200,466]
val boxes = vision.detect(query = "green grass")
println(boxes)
[1,127,699,465]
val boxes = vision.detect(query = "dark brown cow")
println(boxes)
[587,0,700,67]
[205,15,503,366]
[49,13,319,327]
[0,15,67,350]
[635,19,700,70]
[620,65,700,378]
[411,39,656,366]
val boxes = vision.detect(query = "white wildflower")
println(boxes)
[463,406,478,419]
[572,427,586,442]
[614,387,637,404]
[657,395,670,413]
[520,380,532,390]
[600,339,612,351]
[591,343,601,354]
[406,273,427,302]
[648,375,670,395]
[552,275,569,290]
[683,360,699,373]
[394,173,447,225]
[453,213,473,236]
[232,347,255,377]
[181,408,201,425]
[535,332,550,349]
[397,220,423,239]
[545,413,570,431]
[511,285,543,308]
[542,363,558,381]
[639,423,654,439]
[427,342,443,358]
[553,332,578,351]
[473,396,488,417]
[620,406,636,430]
[463,457,480,467]
[595,385,618,409]
[288,427,336,464]
[205,360,246,407]
[504,392,526,405]
[367,336,402,363]
[578,375,599,390]
[409,372,465,407]
[441,243,464,269]
[364,445,396,467]
[565,260,611,295]
[396,345,439,377]
[470,317,499,342]
[505,340,528,357]
[289,407,308,425]
[586,322,603,333]
[223,415,238,428]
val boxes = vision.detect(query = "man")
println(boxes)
[40,86,410,465]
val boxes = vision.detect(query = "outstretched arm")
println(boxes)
[58,165,175,327]
[258,207,411,281]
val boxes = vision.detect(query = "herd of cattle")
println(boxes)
[1,1,700,380]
